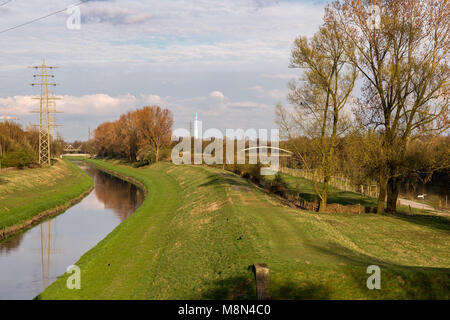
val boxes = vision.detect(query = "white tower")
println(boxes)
[193,112,200,139]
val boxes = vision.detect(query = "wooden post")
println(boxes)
[253,263,270,300]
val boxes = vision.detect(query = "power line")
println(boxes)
[0,1,86,35]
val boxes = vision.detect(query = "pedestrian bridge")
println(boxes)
[60,154,92,158]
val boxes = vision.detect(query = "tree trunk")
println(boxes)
[319,179,329,212]
[386,177,400,213]
[377,175,387,214]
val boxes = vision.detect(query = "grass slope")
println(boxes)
[277,172,377,207]
[0,159,93,233]
[38,160,449,299]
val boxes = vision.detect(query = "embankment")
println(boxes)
[38,160,449,300]
[0,159,93,240]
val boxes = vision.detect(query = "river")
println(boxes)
[0,161,144,300]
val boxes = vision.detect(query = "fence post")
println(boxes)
[253,263,270,300]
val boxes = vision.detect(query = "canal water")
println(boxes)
[0,161,144,300]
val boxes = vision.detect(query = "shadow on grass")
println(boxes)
[270,281,331,299]
[308,242,450,299]
[391,212,450,232]
[282,175,376,207]
[199,276,256,300]
[198,275,332,300]
[199,173,251,189]
[295,189,376,207]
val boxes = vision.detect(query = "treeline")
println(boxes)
[0,122,37,168]
[280,133,449,190]
[275,0,449,213]
[0,122,64,168]
[93,106,174,163]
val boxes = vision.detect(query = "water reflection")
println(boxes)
[92,170,144,221]
[0,161,144,300]
[0,234,25,254]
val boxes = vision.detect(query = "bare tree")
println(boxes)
[277,20,357,211]
[329,0,449,213]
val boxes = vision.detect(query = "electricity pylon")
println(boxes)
[29,60,62,166]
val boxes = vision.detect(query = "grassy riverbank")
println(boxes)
[38,160,449,299]
[0,159,93,239]
[277,172,445,219]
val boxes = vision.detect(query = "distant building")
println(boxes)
[193,112,200,139]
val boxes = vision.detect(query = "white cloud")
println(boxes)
[0,94,139,116]
[0,96,36,115]
[259,73,296,80]
[249,85,287,101]
[266,89,286,101]
[209,91,225,100]
[249,85,264,93]
[141,94,167,106]
[82,7,150,25]
[227,101,260,108]
[0,0,327,140]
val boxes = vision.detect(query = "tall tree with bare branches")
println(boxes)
[328,0,449,213]
[277,20,357,212]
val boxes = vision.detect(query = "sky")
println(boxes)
[0,0,330,141]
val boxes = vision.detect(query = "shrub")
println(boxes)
[266,173,288,197]
[132,160,150,168]
[137,146,157,164]
[2,149,34,169]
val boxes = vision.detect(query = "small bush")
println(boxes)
[266,173,289,197]
[132,160,150,168]
[2,149,34,168]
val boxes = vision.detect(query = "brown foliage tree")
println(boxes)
[133,106,174,162]
[93,106,173,163]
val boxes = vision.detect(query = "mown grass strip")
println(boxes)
[0,159,93,239]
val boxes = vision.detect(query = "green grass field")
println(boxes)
[275,172,377,207]
[37,160,449,299]
[0,159,93,235]
[276,172,441,215]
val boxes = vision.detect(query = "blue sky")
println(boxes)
[0,0,328,141]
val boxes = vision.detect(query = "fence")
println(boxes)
[280,167,378,198]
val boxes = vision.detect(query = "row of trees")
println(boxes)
[0,122,38,168]
[276,0,449,213]
[0,121,65,168]
[93,106,174,163]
